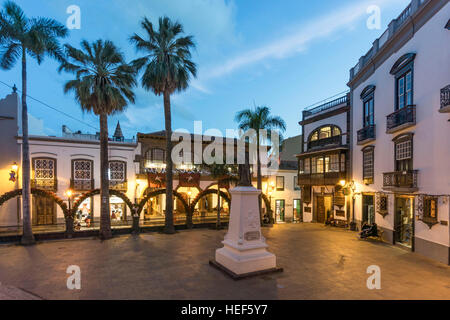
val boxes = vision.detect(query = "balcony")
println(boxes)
[298,172,346,186]
[109,180,128,192]
[70,179,94,191]
[31,179,57,191]
[357,125,376,145]
[386,105,416,134]
[439,85,450,113]
[382,170,418,192]
[303,94,349,118]
[307,135,341,150]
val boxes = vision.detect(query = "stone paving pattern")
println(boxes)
[0,224,449,300]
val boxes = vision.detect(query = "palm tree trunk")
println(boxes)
[216,186,221,229]
[256,133,263,225]
[20,49,35,246]
[99,113,112,239]
[163,91,175,234]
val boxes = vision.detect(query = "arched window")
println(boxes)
[308,125,342,149]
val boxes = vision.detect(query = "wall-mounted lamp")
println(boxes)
[9,162,18,182]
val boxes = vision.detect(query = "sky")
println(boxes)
[0,0,411,139]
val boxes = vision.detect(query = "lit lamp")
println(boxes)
[65,189,74,214]
[339,180,346,187]
[9,162,18,182]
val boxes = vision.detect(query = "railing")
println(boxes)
[441,86,450,110]
[70,179,94,191]
[357,125,376,143]
[31,179,57,191]
[383,170,418,189]
[109,180,128,192]
[303,95,348,118]
[350,0,427,81]
[308,135,341,150]
[298,172,346,186]
[386,105,416,132]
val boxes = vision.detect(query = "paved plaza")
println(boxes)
[0,223,449,300]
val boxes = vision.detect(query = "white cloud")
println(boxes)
[198,0,406,82]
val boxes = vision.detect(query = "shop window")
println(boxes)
[422,196,438,228]
[276,176,284,191]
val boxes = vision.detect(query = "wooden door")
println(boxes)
[316,196,325,223]
[33,196,56,225]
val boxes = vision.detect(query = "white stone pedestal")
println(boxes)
[212,186,281,278]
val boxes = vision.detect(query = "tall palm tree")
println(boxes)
[130,16,197,234]
[0,1,68,245]
[59,40,136,240]
[235,106,286,224]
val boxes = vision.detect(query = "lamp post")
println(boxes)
[348,181,357,231]
[11,162,20,224]
[65,189,74,238]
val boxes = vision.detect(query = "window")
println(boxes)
[421,196,438,228]
[294,176,300,190]
[109,161,126,182]
[363,98,374,126]
[362,147,374,184]
[34,158,55,180]
[276,176,284,191]
[72,159,93,190]
[152,148,165,163]
[329,154,339,172]
[340,154,346,172]
[33,158,56,190]
[308,125,342,145]
[391,53,415,110]
[304,158,310,174]
[395,140,412,171]
[397,71,412,109]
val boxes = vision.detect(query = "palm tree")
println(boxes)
[130,16,197,234]
[235,106,286,224]
[59,40,136,240]
[0,1,68,245]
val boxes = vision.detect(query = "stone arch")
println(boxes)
[0,188,69,218]
[136,189,190,217]
[71,189,134,217]
[189,188,231,213]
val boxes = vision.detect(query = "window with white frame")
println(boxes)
[396,140,411,160]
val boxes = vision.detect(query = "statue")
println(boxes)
[238,162,252,186]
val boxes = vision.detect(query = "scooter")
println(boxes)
[360,222,378,239]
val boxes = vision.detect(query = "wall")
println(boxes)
[351,3,450,250]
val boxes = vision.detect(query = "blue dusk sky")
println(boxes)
[0,0,410,139]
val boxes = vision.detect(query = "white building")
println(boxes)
[348,0,450,264]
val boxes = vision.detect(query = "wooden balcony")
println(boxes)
[31,179,57,191]
[382,170,418,192]
[109,180,128,192]
[386,105,416,133]
[357,125,376,145]
[298,172,346,186]
[307,135,341,150]
[439,85,450,113]
[70,179,94,191]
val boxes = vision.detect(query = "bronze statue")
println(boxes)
[238,152,252,186]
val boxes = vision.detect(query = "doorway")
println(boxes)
[32,196,56,226]
[394,196,414,249]
[314,195,332,223]
[275,200,285,222]
[293,199,302,222]
[362,194,375,225]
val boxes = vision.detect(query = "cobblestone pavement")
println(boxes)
[0,223,449,300]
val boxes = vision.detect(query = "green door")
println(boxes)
[275,200,285,222]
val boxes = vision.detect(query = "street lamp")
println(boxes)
[65,189,74,213]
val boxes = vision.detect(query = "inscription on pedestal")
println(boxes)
[244,231,260,241]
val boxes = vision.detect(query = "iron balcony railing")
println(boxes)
[441,85,450,110]
[307,135,341,150]
[109,180,128,192]
[303,95,348,118]
[357,125,376,143]
[298,172,346,186]
[383,170,418,189]
[70,179,94,191]
[386,105,416,132]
